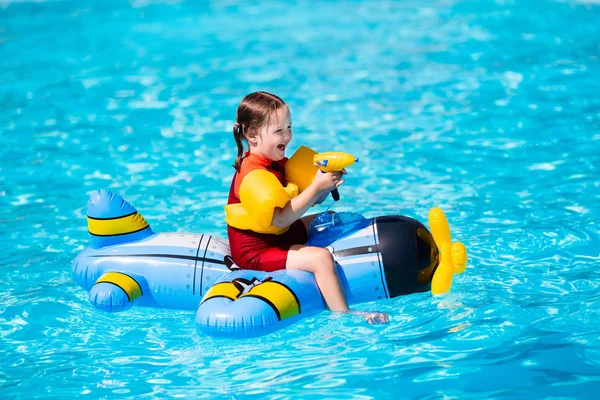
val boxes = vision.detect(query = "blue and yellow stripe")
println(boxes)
[201,278,301,321]
[88,211,149,237]
[94,272,143,302]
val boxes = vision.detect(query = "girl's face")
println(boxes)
[248,106,292,161]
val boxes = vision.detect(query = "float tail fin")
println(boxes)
[86,189,153,249]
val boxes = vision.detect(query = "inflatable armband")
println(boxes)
[225,170,298,234]
[285,146,319,193]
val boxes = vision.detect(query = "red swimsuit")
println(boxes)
[227,153,308,272]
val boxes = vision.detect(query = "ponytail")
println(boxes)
[233,123,245,171]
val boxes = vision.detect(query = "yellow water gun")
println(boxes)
[313,152,358,201]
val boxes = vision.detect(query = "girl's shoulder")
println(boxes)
[234,154,276,198]
[239,153,280,175]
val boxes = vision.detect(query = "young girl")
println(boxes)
[225,91,388,324]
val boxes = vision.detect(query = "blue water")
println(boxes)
[2,0,600,397]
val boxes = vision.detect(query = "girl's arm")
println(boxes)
[272,185,323,228]
[272,169,344,229]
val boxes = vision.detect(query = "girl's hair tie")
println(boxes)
[234,122,240,128]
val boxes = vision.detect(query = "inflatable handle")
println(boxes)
[313,152,358,202]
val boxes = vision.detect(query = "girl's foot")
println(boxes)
[350,311,389,324]
[363,312,389,325]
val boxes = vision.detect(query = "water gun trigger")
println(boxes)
[313,152,358,202]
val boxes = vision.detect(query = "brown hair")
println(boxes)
[232,91,287,170]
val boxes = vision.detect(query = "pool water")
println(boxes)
[1,0,600,397]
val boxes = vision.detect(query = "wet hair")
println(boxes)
[232,91,287,170]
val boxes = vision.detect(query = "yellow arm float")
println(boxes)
[429,207,468,295]
[224,170,298,234]
[285,146,319,194]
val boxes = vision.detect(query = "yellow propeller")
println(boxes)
[428,207,468,295]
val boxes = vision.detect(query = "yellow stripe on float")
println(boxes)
[88,212,149,236]
[201,282,242,303]
[95,272,142,301]
[240,281,300,320]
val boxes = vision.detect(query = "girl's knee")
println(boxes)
[316,246,333,260]
[287,245,336,273]
[311,247,335,270]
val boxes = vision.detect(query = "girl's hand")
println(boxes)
[311,166,346,193]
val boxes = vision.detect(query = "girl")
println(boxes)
[225,91,388,324]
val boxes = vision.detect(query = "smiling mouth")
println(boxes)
[277,144,285,151]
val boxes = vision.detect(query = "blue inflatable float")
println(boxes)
[72,190,467,337]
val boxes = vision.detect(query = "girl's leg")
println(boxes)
[286,244,389,324]
[286,244,349,312]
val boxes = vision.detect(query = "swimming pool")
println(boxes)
[1,0,599,397]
